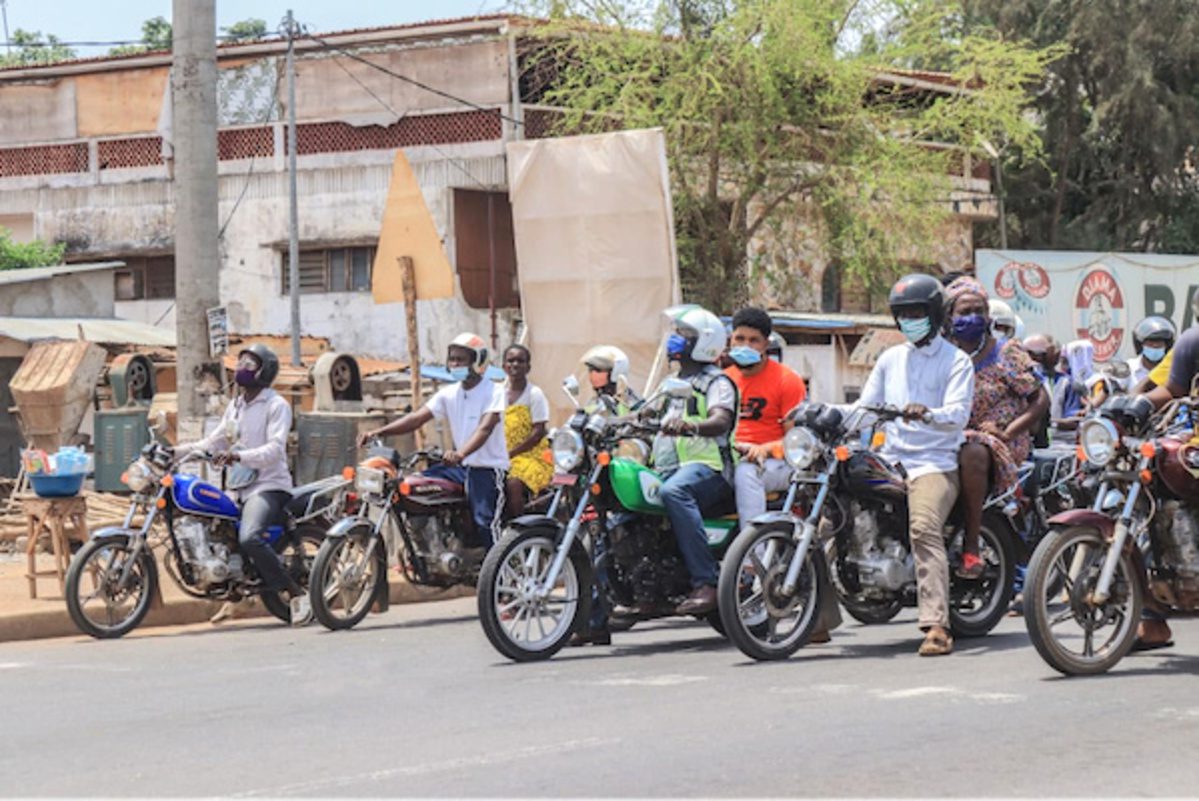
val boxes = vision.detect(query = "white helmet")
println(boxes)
[666,304,726,364]
[449,332,489,370]
[1013,314,1026,341]
[581,345,630,384]
[988,299,1016,336]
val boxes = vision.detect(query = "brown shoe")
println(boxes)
[676,585,717,615]
[918,626,953,656]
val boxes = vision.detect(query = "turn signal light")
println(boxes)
[597,451,611,466]
[399,480,412,496]
[770,444,784,460]
[1140,442,1157,459]
[835,445,850,462]
[871,432,886,449]
[1076,445,1087,464]
[1140,469,1153,484]
[155,498,167,510]
[342,466,355,480]
[542,449,553,464]
[120,472,129,485]
[590,483,602,496]
[161,475,173,487]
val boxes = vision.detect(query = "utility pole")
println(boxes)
[172,0,220,430]
[285,9,302,367]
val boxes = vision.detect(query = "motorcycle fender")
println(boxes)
[324,516,377,539]
[748,511,799,530]
[1047,510,1116,540]
[85,528,164,610]
[89,526,138,541]
[507,514,560,532]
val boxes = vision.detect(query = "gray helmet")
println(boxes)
[767,332,785,360]
[237,343,280,388]
[1132,315,1176,354]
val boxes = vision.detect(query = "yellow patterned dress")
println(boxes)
[505,383,553,494]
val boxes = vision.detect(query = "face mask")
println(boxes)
[728,346,763,367]
[951,314,988,343]
[448,366,471,382]
[1143,345,1167,363]
[898,317,932,345]
[234,367,257,387]
[665,333,689,360]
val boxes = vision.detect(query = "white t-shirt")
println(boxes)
[427,379,510,470]
[508,382,550,423]
[1126,356,1151,388]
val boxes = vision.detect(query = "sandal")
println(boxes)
[918,628,954,656]
[955,551,985,580]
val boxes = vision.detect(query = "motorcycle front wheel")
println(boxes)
[310,528,386,631]
[65,536,158,639]
[478,527,586,662]
[1024,526,1141,676]
[718,523,823,661]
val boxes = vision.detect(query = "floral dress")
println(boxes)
[965,341,1041,493]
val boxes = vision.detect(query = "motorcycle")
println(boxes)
[477,376,749,662]
[308,443,480,631]
[64,442,346,639]
[1023,394,1199,675]
[718,403,1017,660]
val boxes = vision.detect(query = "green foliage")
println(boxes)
[962,0,1199,253]
[0,29,76,66]
[108,16,171,56]
[517,0,1055,311]
[221,19,269,42]
[0,230,66,271]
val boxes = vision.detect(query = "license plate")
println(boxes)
[551,474,578,487]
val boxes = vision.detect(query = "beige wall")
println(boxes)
[0,80,77,145]
[75,67,169,137]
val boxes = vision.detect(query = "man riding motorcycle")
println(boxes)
[855,274,975,656]
[1127,315,1176,388]
[174,344,311,623]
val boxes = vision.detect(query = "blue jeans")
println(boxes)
[239,490,294,593]
[660,462,732,588]
[422,464,505,547]
[589,526,609,630]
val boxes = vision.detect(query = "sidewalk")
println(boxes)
[0,552,472,643]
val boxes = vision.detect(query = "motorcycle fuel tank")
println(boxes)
[608,458,667,514]
[171,473,240,518]
[1156,437,1199,500]
[842,451,906,502]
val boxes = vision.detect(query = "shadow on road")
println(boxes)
[1038,650,1199,681]
[322,613,480,634]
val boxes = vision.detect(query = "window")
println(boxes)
[114,256,175,300]
[452,189,519,309]
[281,246,376,294]
[821,265,841,313]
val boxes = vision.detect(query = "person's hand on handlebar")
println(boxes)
[211,451,240,468]
[660,418,698,437]
[443,450,464,466]
[902,403,931,422]
[356,430,379,449]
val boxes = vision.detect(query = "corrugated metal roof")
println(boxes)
[0,317,175,347]
[0,261,124,286]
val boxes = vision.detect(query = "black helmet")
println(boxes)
[1132,315,1176,354]
[237,343,280,388]
[888,273,946,332]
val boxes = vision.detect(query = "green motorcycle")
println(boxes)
[477,377,752,662]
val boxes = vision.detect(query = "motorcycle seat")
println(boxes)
[286,477,341,518]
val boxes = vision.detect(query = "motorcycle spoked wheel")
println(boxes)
[310,528,387,631]
[260,528,325,624]
[947,511,1016,638]
[478,527,586,662]
[65,536,158,639]
[823,540,903,624]
[1024,526,1141,676]
[717,523,823,661]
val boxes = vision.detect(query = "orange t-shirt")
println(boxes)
[725,359,807,446]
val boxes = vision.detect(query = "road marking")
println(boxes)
[232,737,620,797]
[877,686,957,699]
[875,686,1022,704]
[1155,707,1199,721]
[0,662,28,669]
[589,674,708,687]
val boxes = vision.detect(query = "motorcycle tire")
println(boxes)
[65,535,158,639]
[1024,526,1141,676]
[310,529,387,631]
[718,523,823,661]
[261,528,325,625]
[840,595,904,625]
[948,511,1017,638]
[478,526,589,662]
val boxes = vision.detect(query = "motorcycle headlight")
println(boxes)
[1080,419,1119,466]
[1100,488,1126,512]
[355,466,385,496]
[552,429,585,472]
[121,459,155,493]
[782,426,820,470]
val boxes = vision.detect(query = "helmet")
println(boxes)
[449,332,489,370]
[888,274,946,332]
[236,343,279,388]
[1132,315,1177,354]
[988,299,1016,336]
[1014,314,1026,341]
[666,305,726,363]
[581,345,630,384]
[767,332,786,360]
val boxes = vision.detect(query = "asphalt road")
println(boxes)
[3,598,1198,797]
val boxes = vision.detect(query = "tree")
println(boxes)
[961,0,1199,253]
[0,29,75,66]
[517,0,1058,311]
[108,16,267,57]
[0,230,66,271]
[221,19,269,42]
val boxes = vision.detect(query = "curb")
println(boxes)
[0,574,475,644]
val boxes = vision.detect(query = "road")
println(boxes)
[3,598,1198,797]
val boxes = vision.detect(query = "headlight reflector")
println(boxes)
[122,460,155,493]
[552,429,585,472]
[1080,419,1118,466]
[355,466,385,496]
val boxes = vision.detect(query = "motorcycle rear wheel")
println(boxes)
[948,511,1016,637]
[478,527,586,662]
[310,530,386,631]
[65,537,157,639]
[1024,526,1141,676]
[718,523,822,661]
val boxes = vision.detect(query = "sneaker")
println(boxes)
[289,595,313,627]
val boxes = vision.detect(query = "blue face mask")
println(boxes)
[951,314,988,343]
[448,366,471,382]
[728,346,763,367]
[665,333,689,360]
[1143,345,1167,364]
[898,317,932,345]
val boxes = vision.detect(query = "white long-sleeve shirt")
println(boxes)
[856,335,974,481]
[178,388,294,496]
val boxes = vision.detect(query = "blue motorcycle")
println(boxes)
[65,442,348,639]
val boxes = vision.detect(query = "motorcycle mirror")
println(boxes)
[561,375,581,409]
[662,377,691,400]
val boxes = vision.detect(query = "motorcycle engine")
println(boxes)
[1150,501,1199,608]
[845,503,914,594]
[408,512,468,579]
[609,520,689,604]
[175,516,244,590]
